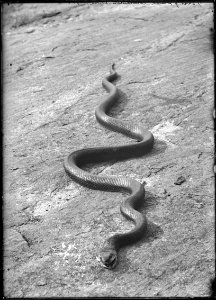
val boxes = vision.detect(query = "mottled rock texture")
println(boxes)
[3,3,214,297]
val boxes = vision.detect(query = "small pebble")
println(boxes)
[36,278,47,286]
[25,28,35,33]
[16,66,24,72]
[174,176,186,185]
[196,203,204,208]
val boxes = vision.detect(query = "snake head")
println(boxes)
[99,249,118,269]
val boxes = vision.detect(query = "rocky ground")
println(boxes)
[3,3,214,297]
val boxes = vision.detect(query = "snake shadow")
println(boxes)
[84,86,168,173]
[105,86,168,158]
[93,76,166,272]
[112,191,164,273]
[108,86,129,118]
[84,86,168,174]
[135,190,164,245]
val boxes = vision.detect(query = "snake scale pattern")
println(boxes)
[64,64,154,269]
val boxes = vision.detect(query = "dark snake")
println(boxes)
[64,64,154,269]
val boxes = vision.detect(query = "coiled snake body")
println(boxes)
[64,65,154,269]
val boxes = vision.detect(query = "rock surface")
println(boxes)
[3,3,214,297]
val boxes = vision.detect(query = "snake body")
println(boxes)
[64,65,154,269]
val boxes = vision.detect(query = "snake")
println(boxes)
[64,64,154,269]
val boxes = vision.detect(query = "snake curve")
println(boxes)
[64,64,154,269]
